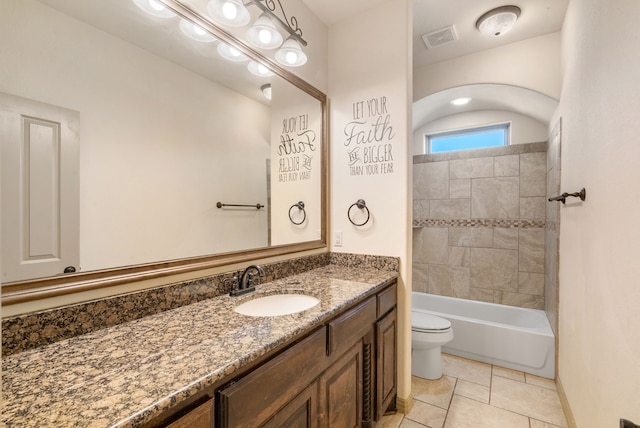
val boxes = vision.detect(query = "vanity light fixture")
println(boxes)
[246,13,283,49]
[261,84,272,100]
[217,42,249,61]
[132,0,176,18]
[207,0,251,27]
[450,97,472,106]
[275,37,308,67]
[179,19,218,43]
[248,60,274,77]
[476,5,521,37]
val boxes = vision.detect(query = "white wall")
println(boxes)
[328,0,413,407]
[414,32,562,101]
[0,0,270,272]
[413,110,549,155]
[556,0,640,425]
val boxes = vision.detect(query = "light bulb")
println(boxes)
[148,0,165,11]
[194,25,206,36]
[258,29,272,44]
[222,2,237,20]
[285,51,297,65]
[229,46,241,57]
[258,64,268,74]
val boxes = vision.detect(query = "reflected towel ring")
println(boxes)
[348,199,370,226]
[289,201,306,225]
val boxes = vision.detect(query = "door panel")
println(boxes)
[1,92,79,282]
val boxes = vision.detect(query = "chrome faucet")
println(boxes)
[229,265,265,296]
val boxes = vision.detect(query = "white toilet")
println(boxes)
[411,311,454,380]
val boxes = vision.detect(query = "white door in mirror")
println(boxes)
[234,294,320,317]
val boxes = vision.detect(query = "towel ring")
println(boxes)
[348,199,370,226]
[289,201,306,225]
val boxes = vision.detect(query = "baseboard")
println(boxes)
[556,375,577,428]
[395,393,414,415]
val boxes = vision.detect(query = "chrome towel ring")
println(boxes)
[348,199,370,226]
[289,201,306,225]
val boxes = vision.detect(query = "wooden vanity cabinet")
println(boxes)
[215,281,397,428]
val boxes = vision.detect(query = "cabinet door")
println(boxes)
[165,398,213,428]
[217,327,327,428]
[319,341,363,428]
[375,307,397,420]
[262,382,319,428]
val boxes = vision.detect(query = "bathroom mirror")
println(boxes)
[0,0,327,303]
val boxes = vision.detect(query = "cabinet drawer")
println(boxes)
[377,283,397,317]
[328,297,376,355]
[217,327,327,428]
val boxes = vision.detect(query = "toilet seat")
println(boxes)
[412,311,451,333]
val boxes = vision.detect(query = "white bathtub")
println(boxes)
[412,292,555,379]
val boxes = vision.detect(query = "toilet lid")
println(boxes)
[412,311,451,332]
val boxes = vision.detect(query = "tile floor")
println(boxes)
[379,354,568,428]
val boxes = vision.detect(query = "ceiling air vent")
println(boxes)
[421,25,458,49]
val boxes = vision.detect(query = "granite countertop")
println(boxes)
[1,265,397,427]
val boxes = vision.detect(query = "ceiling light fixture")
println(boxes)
[179,19,217,43]
[247,13,283,49]
[451,97,472,106]
[248,61,274,77]
[275,37,307,67]
[207,0,251,27]
[217,42,249,61]
[209,0,307,67]
[261,84,272,100]
[476,5,521,37]
[132,0,176,18]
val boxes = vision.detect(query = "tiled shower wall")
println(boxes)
[412,142,547,309]
[545,121,561,333]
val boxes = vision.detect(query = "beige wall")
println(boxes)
[327,0,413,406]
[414,32,562,101]
[556,0,640,425]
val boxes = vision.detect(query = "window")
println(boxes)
[425,123,510,154]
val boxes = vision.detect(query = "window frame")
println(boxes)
[424,122,511,154]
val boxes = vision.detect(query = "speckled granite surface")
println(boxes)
[1,265,397,427]
[3,252,399,356]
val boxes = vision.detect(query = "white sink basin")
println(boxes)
[234,293,320,317]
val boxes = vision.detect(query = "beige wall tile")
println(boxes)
[496,291,545,309]
[495,154,520,177]
[470,248,518,291]
[413,199,429,219]
[471,177,520,219]
[520,152,547,197]
[469,287,494,303]
[450,157,494,179]
[449,227,493,248]
[494,227,519,249]
[519,229,545,273]
[429,265,470,298]
[449,179,471,199]
[448,246,470,267]
[519,272,545,295]
[414,161,449,199]
[412,263,429,292]
[520,197,546,219]
[413,228,449,264]
[430,199,470,219]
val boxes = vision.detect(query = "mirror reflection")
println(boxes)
[0,0,324,285]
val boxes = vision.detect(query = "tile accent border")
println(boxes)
[2,252,398,356]
[414,141,547,164]
[413,219,545,229]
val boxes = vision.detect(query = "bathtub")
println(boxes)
[412,292,555,379]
